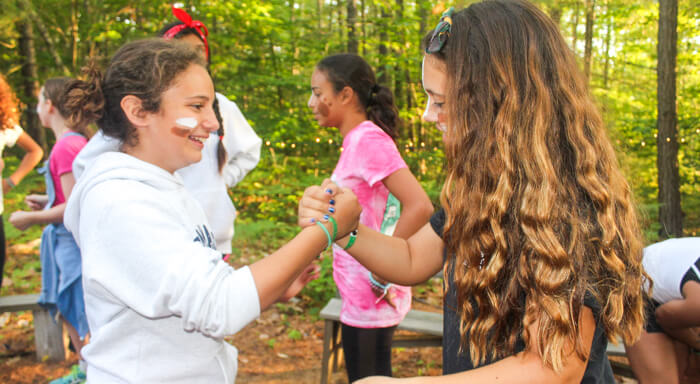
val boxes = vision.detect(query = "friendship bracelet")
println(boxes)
[5,178,15,189]
[326,216,338,242]
[368,271,392,292]
[315,221,332,250]
[343,229,358,250]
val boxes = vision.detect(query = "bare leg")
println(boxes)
[680,347,700,384]
[62,315,85,359]
[656,282,700,350]
[625,330,679,384]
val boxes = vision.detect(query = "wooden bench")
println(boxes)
[0,293,66,362]
[320,298,442,384]
[319,298,635,383]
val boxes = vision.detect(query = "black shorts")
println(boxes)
[644,298,663,333]
[680,257,700,291]
[645,257,700,333]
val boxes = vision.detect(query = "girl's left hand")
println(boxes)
[278,263,321,302]
[8,211,33,231]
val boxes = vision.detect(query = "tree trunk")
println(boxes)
[583,0,595,81]
[394,0,404,110]
[657,0,682,238]
[317,0,323,29]
[377,4,389,84]
[347,0,358,54]
[360,0,366,55]
[549,0,562,26]
[571,3,580,55]
[602,0,612,89]
[22,0,69,76]
[71,0,79,71]
[15,7,48,152]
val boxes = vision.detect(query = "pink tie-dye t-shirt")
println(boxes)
[331,120,411,328]
[49,132,87,206]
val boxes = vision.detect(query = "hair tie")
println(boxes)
[163,5,210,59]
[367,84,380,106]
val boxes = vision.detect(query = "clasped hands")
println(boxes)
[298,179,360,244]
[298,179,396,308]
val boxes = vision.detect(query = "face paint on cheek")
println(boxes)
[171,117,198,137]
[317,98,331,117]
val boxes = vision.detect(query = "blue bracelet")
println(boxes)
[368,271,391,291]
[315,221,332,250]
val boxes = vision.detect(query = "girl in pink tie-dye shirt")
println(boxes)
[307,53,433,382]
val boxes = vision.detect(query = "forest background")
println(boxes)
[0,0,698,305]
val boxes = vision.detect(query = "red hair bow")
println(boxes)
[163,4,210,59]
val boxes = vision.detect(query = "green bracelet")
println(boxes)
[326,216,338,242]
[315,221,332,250]
[343,229,358,250]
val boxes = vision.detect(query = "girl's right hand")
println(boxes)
[25,194,49,211]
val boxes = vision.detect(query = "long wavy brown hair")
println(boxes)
[426,0,647,371]
[0,74,21,130]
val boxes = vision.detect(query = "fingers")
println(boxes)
[320,179,339,194]
[298,184,338,227]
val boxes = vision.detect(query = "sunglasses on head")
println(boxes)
[425,7,454,54]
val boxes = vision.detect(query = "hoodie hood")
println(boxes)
[65,152,184,245]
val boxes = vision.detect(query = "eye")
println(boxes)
[433,101,445,110]
[190,103,204,111]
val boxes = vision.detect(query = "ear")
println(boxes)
[339,86,355,105]
[45,99,55,114]
[120,95,150,128]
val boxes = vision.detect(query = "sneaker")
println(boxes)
[49,364,86,384]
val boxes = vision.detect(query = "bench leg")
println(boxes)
[32,309,65,362]
[331,321,343,373]
[321,319,334,384]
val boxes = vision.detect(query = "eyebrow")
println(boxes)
[425,89,445,98]
[311,86,321,91]
[185,95,211,101]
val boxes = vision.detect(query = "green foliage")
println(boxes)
[286,328,302,341]
[0,0,698,303]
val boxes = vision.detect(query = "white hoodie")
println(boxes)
[65,151,260,383]
[72,93,262,254]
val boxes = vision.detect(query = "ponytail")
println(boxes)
[366,84,400,140]
[212,96,227,172]
[63,66,104,138]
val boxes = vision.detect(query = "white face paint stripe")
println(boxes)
[175,117,198,130]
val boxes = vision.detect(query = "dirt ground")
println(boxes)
[0,243,644,384]
[0,299,443,383]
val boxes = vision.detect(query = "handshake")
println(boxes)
[297,179,362,245]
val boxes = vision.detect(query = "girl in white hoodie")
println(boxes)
[63,38,361,383]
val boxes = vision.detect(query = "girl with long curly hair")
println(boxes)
[0,74,43,289]
[299,1,647,382]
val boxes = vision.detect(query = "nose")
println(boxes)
[307,94,315,109]
[201,108,220,133]
[422,100,435,123]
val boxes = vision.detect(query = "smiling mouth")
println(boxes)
[188,135,207,145]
